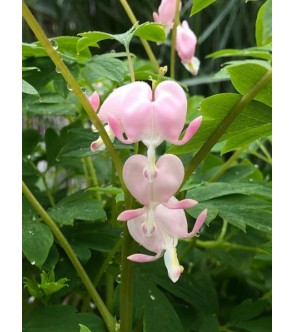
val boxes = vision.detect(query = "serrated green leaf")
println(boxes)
[22,222,54,268]
[83,54,128,83]
[134,22,166,42]
[168,94,271,155]
[22,79,39,95]
[226,63,272,106]
[77,32,115,53]
[48,191,106,226]
[191,0,216,16]
[23,305,106,332]
[39,270,69,296]
[256,0,272,47]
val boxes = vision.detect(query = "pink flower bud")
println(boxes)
[153,0,180,36]
[176,21,200,75]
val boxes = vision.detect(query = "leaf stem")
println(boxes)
[126,45,135,82]
[22,1,124,188]
[170,0,181,79]
[22,180,116,332]
[208,148,245,183]
[196,239,268,254]
[183,68,272,183]
[118,0,159,72]
[85,156,101,199]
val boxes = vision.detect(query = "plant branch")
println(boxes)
[183,68,272,183]
[118,0,159,72]
[22,181,116,332]
[170,0,181,79]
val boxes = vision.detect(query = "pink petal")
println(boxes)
[163,198,197,209]
[153,81,187,143]
[88,91,100,111]
[117,208,145,221]
[123,154,184,205]
[128,251,162,263]
[107,112,134,144]
[176,20,197,64]
[170,116,202,145]
[182,208,208,238]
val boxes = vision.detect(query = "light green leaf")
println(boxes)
[191,0,216,16]
[23,305,106,332]
[207,46,272,61]
[79,325,93,332]
[134,22,166,42]
[168,93,271,155]
[226,63,272,106]
[22,79,39,95]
[39,270,69,296]
[256,0,272,46]
[48,191,106,226]
[22,221,54,268]
[77,32,115,52]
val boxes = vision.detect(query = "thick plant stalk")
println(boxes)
[184,69,272,183]
[170,0,181,79]
[22,181,117,332]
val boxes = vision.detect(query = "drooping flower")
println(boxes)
[153,0,180,36]
[176,21,200,76]
[90,81,202,171]
[118,197,208,283]
[119,153,197,236]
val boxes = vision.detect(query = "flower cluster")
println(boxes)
[153,0,200,76]
[89,80,207,282]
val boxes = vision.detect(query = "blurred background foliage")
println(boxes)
[23,0,265,96]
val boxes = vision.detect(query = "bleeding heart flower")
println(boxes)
[176,21,200,76]
[153,0,181,36]
[118,197,208,283]
[120,153,197,236]
[90,81,202,166]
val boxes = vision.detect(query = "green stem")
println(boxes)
[257,140,272,164]
[208,148,245,183]
[81,158,91,187]
[248,151,271,164]
[118,0,159,72]
[216,219,228,242]
[126,46,135,82]
[196,239,268,254]
[183,69,272,183]
[22,181,116,332]
[170,0,181,79]
[106,274,114,312]
[22,2,124,188]
[28,160,55,207]
[120,224,137,332]
[85,156,101,200]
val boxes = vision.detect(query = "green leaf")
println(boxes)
[58,134,97,158]
[22,221,54,268]
[230,299,268,323]
[232,317,272,332]
[168,94,271,155]
[83,54,128,83]
[207,46,272,61]
[63,222,121,253]
[226,63,272,106]
[187,181,271,201]
[22,79,39,95]
[79,325,93,332]
[133,272,184,332]
[23,37,92,63]
[256,0,272,47]
[199,314,220,332]
[134,22,166,43]
[48,191,106,226]
[191,0,216,16]
[77,31,115,53]
[45,128,62,166]
[23,305,106,332]
[39,270,69,296]
[22,129,41,156]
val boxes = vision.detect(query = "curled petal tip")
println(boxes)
[171,116,202,145]
[128,252,162,263]
[117,208,144,221]
[88,91,100,111]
